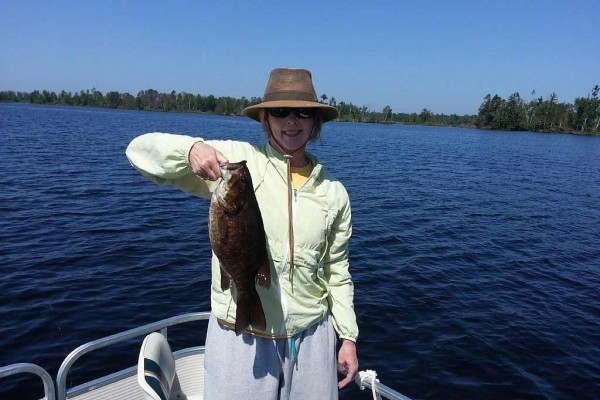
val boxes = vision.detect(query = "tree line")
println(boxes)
[0,88,261,116]
[0,88,475,128]
[2,86,598,134]
[475,86,600,134]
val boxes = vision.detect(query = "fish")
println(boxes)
[208,160,271,335]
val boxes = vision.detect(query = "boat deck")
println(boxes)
[68,351,204,400]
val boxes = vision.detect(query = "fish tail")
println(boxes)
[249,289,267,331]
[234,289,266,335]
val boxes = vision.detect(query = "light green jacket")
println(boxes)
[126,132,358,341]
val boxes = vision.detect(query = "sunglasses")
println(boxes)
[268,108,317,119]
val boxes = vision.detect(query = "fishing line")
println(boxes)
[46,302,73,387]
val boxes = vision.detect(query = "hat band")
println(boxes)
[263,91,317,103]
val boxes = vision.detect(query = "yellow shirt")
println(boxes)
[290,163,314,189]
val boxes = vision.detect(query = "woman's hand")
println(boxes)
[337,339,358,389]
[188,141,228,181]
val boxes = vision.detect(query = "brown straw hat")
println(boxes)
[242,68,338,122]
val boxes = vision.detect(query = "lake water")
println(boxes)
[1,103,599,400]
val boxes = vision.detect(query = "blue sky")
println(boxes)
[1,0,598,115]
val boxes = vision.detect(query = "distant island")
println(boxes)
[475,86,599,135]
[1,86,598,135]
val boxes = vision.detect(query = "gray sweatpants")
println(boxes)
[203,313,338,400]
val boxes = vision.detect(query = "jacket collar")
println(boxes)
[264,142,323,187]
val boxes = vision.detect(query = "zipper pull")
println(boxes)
[294,189,297,202]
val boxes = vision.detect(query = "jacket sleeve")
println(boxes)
[125,132,214,198]
[323,187,359,341]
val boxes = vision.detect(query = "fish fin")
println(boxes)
[234,296,250,335]
[220,267,231,291]
[234,289,266,335]
[249,289,267,331]
[255,236,271,288]
[255,260,271,289]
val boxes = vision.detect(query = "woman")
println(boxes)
[126,68,358,399]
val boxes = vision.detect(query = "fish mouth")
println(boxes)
[222,160,247,171]
[218,161,247,181]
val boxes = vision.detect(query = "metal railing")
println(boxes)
[355,370,413,400]
[5,311,414,400]
[0,362,56,400]
[56,311,210,400]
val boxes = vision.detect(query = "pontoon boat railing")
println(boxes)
[3,311,413,400]
[355,369,413,400]
[0,362,56,400]
[56,311,210,400]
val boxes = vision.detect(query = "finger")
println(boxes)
[338,374,353,389]
[348,364,358,381]
[193,165,208,180]
[208,161,223,180]
[194,169,208,180]
[199,148,226,180]
[189,142,221,177]
[189,142,209,166]
[193,154,216,179]
[206,151,228,180]
[215,150,229,166]
[190,155,207,176]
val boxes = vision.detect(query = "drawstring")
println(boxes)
[283,154,295,280]
[269,133,306,281]
[268,124,315,281]
[290,336,298,363]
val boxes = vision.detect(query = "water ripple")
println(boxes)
[1,104,599,399]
